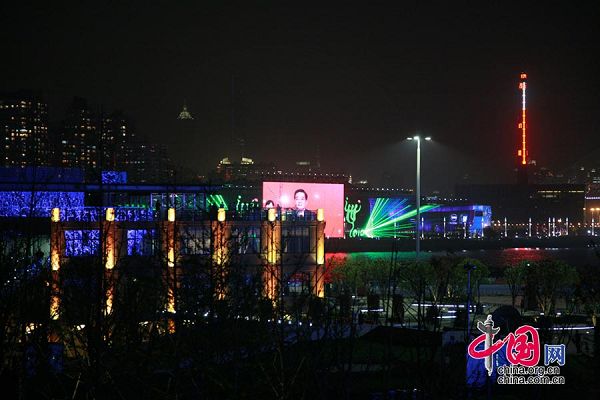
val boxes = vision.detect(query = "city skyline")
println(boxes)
[3,4,600,398]
[2,2,599,192]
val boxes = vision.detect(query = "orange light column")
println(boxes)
[103,208,116,316]
[313,210,326,298]
[162,208,177,333]
[261,212,281,301]
[211,208,230,299]
[49,208,63,343]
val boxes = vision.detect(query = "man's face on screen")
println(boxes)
[295,192,307,211]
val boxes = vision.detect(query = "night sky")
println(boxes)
[2,1,599,192]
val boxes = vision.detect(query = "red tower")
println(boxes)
[517,73,529,183]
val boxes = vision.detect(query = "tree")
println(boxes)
[504,262,527,308]
[398,260,432,330]
[526,260,578,315]
[454,258,490,305]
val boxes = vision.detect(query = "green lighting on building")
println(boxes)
[344,197,363,237]
[361,197,438,238]
[206,194,228,210]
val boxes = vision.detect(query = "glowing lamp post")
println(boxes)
[317,208,324,222]
[443,216,446,238]
[217,207,226,222]
[51,207,60,223]
[407,135,431,260]
[268,207,277,222]
[465,263,477,342]
[105,207,115,222]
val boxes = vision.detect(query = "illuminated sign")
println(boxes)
[263,182,344,237]
[344,197,363,237]
[235,195,260,212]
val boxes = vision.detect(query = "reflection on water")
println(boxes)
[328,248,600,270]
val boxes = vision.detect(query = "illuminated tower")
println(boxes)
[174,100,202,175]
[177,102,193,120]
[516,72,529,184]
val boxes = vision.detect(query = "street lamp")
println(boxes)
[407,135,431,260]
[465,263,477,343]
[591,208,599,236]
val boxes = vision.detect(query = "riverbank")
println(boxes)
[326,235,599,252]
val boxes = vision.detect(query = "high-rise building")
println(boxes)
[126,137,174,183]
[59,97,99,172]
[0,91,51,167]
[100,110,135,170]
[174,101,207,173]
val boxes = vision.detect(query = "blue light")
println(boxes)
[60,207,155,222]
[0,191,84,217]
[127,229,155,255]
[65,230,100,256]
[422,205,492,235]
[101,171,127,184]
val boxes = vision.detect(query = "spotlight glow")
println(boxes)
[362,197,438,238]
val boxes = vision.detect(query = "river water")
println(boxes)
[330,247,600,272]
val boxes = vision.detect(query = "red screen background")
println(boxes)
[262,182,344,238]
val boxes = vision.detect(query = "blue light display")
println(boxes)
[422,205,492,236]
[101,171,127,184]
[59,207,155,222]
[0,191,84,217]
[65,230,100,256]
[127,229,155,256]
[0,166,84,183]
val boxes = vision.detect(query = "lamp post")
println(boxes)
[407,135,431,260]
[465,263,477,343]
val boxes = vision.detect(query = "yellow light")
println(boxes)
[268,208,276,222]
[317,208,324,222]
[50,296,60,320]
[317,241,324,265]
[168,208,175,222]
[217,208,226,222]
[105,207,115,222]
[25,323,37,334]
[167,288,176,313]
[105,222,115,269]
[106,252,114,269]
[105,291,113,315]
[168,248,175,267]
[51,208,60,222]
[51,250,60,271]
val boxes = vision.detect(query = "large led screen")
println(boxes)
[262,182,344,238]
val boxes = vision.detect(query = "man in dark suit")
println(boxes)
[292,188,315,220]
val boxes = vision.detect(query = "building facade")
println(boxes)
[0,91,51,167]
